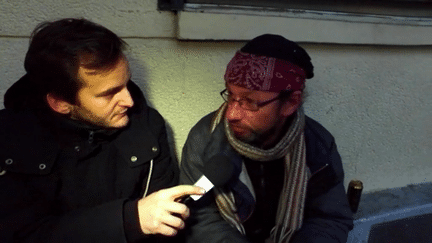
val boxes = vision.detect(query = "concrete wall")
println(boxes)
[1,0,431,192]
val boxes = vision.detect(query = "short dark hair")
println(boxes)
[24,18,126,104]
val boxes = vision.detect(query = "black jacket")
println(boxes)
[0,77,178,243]
[179,111,354,243]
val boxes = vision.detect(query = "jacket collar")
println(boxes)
[1,81,159,175]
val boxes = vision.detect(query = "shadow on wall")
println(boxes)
[126,55,179,165]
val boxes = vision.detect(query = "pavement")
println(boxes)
[367,213,432,243]
[347,182,432,243]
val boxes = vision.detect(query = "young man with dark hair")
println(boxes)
[180,34,353,243]
[0,18,203,243]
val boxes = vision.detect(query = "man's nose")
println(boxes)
[118,88,134,108]
[225,101,244,121]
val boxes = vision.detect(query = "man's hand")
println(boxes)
[137,185,204,236]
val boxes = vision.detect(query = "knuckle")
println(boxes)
[150,220,160,231]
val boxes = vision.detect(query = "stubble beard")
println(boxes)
[232,124,278,148]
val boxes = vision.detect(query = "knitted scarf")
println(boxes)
[211,103,310,243]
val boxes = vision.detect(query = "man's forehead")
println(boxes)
[79,57,130,76]
[226,83,279,98]
[77,57,130,90]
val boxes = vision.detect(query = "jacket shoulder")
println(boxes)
[304,116,335,150]
[190,112,215,134]
[304,116,344,179]
[180,111,218,184]
[183,111,217,148]
[0,109,59,175]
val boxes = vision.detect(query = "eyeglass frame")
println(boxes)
[220,88,292,111]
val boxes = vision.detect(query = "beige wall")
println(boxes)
[1,0,431,192]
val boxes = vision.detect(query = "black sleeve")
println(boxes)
[0,178,129,243]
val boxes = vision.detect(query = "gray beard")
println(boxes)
[238,124,279,149]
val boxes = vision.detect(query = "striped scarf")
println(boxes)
[210,103,310,243]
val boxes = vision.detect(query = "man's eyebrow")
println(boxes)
[95,85,124,97]
[95,71,132,97]
[227,88,254,98]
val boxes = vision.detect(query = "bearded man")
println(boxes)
[180,34,353,243]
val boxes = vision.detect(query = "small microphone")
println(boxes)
[180,155,235,204]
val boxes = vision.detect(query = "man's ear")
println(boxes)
[46,93,72,114]
[280,91,302,117]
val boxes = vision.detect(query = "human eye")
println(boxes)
[237,97,255,110]
[104,92,116,99]
[101,90,117,99]
[97,86,123,99]
[225,91,234,101]
[244,97,257,106]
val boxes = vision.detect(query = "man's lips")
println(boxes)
[114,110,128,119]
[229,124,248,134]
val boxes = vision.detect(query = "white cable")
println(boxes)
[143,159,154,197]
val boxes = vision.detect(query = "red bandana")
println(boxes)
[224,51,306,92]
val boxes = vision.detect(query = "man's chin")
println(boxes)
[104,115,130,129]
[232,130,257,144]
[111,116,130,128]
[229,125,253,142]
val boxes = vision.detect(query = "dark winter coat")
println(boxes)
[179,111,354,243]
[0,78,178,243]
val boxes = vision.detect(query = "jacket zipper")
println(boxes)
[310,163,329,178]
[143,159,154,197]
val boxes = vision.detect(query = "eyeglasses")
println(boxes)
[220,89,284,111]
